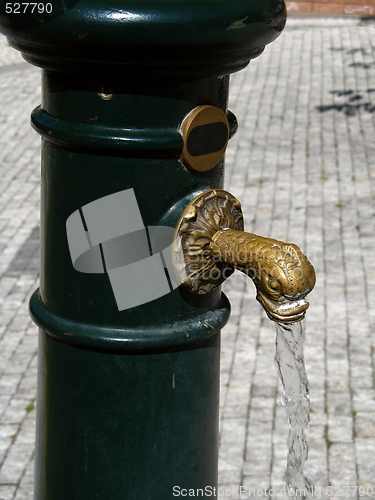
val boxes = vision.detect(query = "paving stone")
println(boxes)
[354,412,375,438]
[0,399,30,425]
[0,374,22,396]
[327,391,352,417]
[13,456,34,500]
[353,390,375,413]
[355,438,375,490]
[328,443,357,486]
[0,485,17,500]
[219,417,247,472]
[327,414,354,443]
[0,416,35,485]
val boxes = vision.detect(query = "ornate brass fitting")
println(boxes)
[174,189,316,323]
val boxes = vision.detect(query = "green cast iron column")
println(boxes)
[0,1,286,498]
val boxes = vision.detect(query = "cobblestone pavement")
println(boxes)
[0,16,375,500]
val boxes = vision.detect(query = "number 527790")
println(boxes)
[5,3,53,14]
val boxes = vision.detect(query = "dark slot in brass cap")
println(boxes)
[179,105,230,172]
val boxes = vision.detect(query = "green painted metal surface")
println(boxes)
[0,1,286,498]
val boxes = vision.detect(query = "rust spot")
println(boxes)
[185,333,190,338]
[203,321,214,330]
[34,15,45,23]
[47,130,53,135]
[79,32,89,39]
[63,332,72,336]
[87,116,98,122]
[172,374,175,389]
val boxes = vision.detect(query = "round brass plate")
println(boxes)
[174,189,244,294]
[179,105,230,173]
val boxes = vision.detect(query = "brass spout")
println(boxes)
[174,189,316,322]
[210,228,316,322]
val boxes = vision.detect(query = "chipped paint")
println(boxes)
[228,16,248,30]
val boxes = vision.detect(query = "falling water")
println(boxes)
[274,321,314,500]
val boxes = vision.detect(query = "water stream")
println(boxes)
[274,321,314,499]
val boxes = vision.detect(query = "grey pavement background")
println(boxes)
[0,15,375,500]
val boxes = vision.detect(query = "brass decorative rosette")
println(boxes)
[174,189,244,294]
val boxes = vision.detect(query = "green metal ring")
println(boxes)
[30,289,231,353]
[31,106,183,152]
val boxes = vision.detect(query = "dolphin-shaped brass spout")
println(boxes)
[175,189,315,322]
[210,229,315,322]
